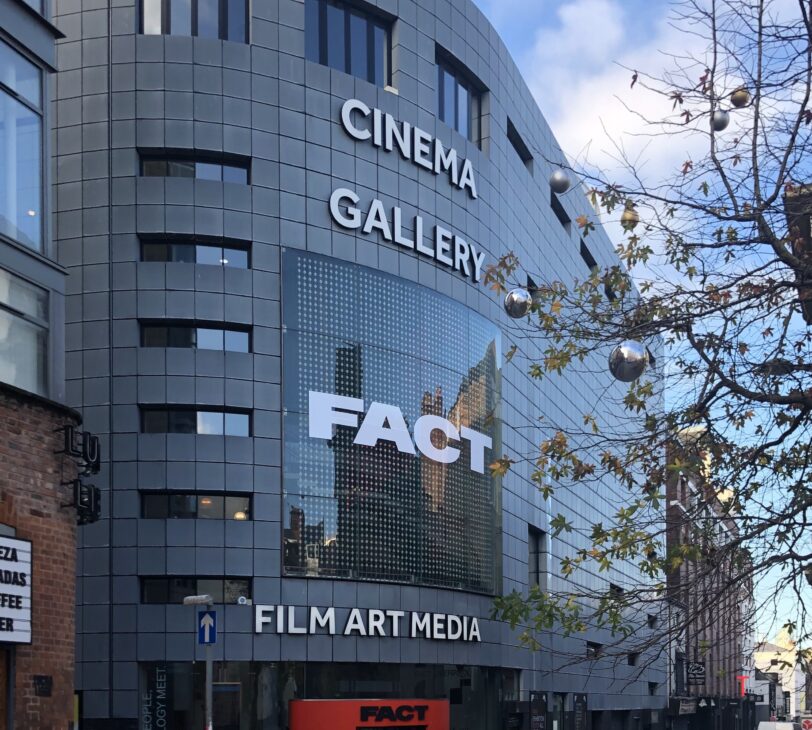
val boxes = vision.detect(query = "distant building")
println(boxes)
[666,429,755,730]
[754,632,808,720]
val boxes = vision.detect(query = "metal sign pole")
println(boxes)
[7,646,15,730]
[205,618,213,730]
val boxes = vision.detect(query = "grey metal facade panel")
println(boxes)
[53,0,668,721]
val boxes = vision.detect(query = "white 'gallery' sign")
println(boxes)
[328,99,487,282]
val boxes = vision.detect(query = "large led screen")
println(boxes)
[282,251,502,594]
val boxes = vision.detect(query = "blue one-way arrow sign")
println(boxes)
[198,609,217,645]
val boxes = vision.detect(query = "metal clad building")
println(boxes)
[52,0,667,726]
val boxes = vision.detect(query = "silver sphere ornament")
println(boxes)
[549,168,571,194]
[608,340,649,382]
[711,109,730,132]
[504,288,533,319]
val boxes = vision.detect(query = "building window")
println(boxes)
[507,118,533,172]
[586,641,603,659]
[550,190,571,232]
[140,322,250,352]
[0,40,43,251]
[141,239,250,269]
[140,0,248,42]
[580,240,598,273]
[141,577,252,604]
[647,613,658,629]
[528,525,548,592]
[142,492,251,520]
[437,52,481,145]
[628,652,639,666]
[140,154,249,184]
[0,268,48,396]
[648,682,659,696]
[141,408,251,436]
[305,0,391,87]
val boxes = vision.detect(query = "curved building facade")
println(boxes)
[52,0,667,727]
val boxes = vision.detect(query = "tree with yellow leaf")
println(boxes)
[485,0,812,683]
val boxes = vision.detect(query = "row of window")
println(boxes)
[305,0,389,88]
[141,240,249,268]
[141,0,247,42]
[138,0,482,144]
[142,492,251,520]
[140,155,249,184]
[141,577,252,604]
[141,407,251,435]
[141,323,250,352]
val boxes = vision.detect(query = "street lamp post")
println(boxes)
[184,594,214,730]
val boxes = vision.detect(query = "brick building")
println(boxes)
[0,385,80,728]
[666,428,754,730]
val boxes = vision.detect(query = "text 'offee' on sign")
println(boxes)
[0,535,32,644]
[290,699,450,730]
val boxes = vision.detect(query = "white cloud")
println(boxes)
[522,0,707,183]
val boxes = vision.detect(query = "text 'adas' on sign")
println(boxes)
[255,605,482,642]
[308,390,492,474]
[0,535,32,644]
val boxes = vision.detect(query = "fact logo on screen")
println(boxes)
[308,391,492,473]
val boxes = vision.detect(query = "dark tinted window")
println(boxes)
[141,577,252,603]
[141,408,251,435]
[141,0,248,42]
[169,494,197,519]
[140,241,250,269]
[437,56,481,145]
[141,493,252,519]
[142,494,169,518]
[226,496,251,521]
[140,156,250,183]
[142,324,249,351]
[307,0,391,88]
[197,496,224,519]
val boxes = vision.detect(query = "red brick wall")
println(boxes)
[0,384,79,730]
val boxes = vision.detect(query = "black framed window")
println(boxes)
[305,0,391,87]
[142,492,251,520]
[141,322,250,352]
[437,54,481,145]
[140,0,248,42]
[140,577,252,604]
[140,155,249,184]
[141,239,250,269]
[141,408,251,436]
[528,525,548,592]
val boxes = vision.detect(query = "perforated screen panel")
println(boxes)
[282,251,501,594]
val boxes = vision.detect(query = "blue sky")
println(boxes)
[475,0,809,645]
[475,0,698,179]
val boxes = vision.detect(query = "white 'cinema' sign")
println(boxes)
[328,99,487,282]
[309,390,492,473]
